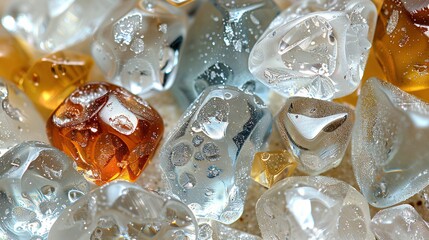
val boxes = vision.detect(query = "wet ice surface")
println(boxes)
[48,181,198,240]
[256,176,374,240]
[0,78,48,156]
[172,0,279,108]
[133,90,429,237]
[0,141,89,240]
[352,78,429,208]
[371,204,429,240]
[0,0,426,237]
[248,0,377,100]
[160,86,272,224]
[92,0,187,97]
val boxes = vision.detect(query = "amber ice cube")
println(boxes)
[373,0,429,101]
[21,51,93,118]
[46,82,164,185]
[0,26,30,84]
[251,150,297,188]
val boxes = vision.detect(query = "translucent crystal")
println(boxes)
[172,0,279,108]
[0,78,47,156]
[352,78,429,208]
[256,176,374,240]
[48,181,197,240]
[251,150,297,188]
[371,204,429,240]
[276,97,354,175]
[92,0,187,97]
[21,51,93,119]
[46,82,164,185]
[1,0,121,52]
[372,0,429,102]
[0,141,89,240]
[248,0,377,99]
[160,85,272,224]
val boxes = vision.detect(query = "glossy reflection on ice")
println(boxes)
[160,85,272,224]
[352,78,429,208]
[276,97,354,175]
[249,0,377,99]
[371,204,429,240]
[0,141,89,240]
[48,181,198,240]
[0,78,48,156]
[172,0,279,108]
[256,176,374,240]
[92,0,187,97]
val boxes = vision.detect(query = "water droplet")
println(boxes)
[207,165,221,178]
[202,143,220,161]
[130,38,145,54]
[3,99,25,122]
[179,173,197,189]
[223,92,232,99]
[261,152,270,161]
[194,151,204,161]
[170,143,193,166]
[192,135,204,147]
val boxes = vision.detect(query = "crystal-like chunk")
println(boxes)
[352,78,429,207]
[256,176,374,240]
[0,78,47,156]
[160,85,272,224]
[0,27,30,83]
[172,0,279,108]
[371,204,429,240]
[21,51,93,118]
[48,181,198,240]
[0,141,89,240]
[92,0,187,97]
[276,97,354,175]
[249,0,377,99]
[251,150,297,188]
[372,0,429,102]
[46,82,164,185]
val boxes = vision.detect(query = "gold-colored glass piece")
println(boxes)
[21,51,93,118]
[251,150,297,188]
[0,26,30,84]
